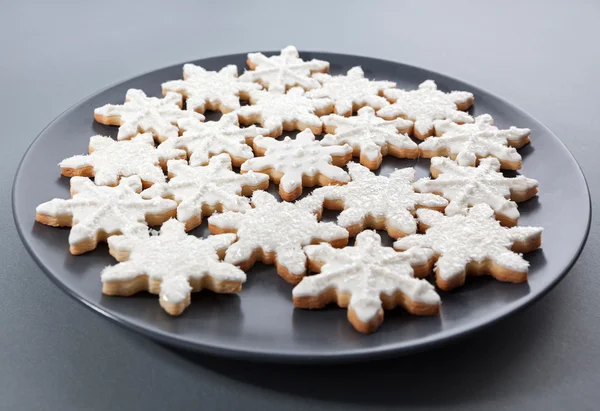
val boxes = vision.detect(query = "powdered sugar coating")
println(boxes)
[305,66,395,116]
[241,129,351,195]
[239,45,329,93]
[420,114,530,168]
[59,133,185,186]
[171,113,267,167]
[141,154,269,230]
[378,80,474,138]
[36,176,176,248]
[414,157,538,222]
[295,230,440,323]
[162,64,262,114]
[237,87,333,136]
[208,191,348,278]
[321,106,415,166]
[313,162,447,237]
[94,89,204,142]
[102,219,246,311]
[394,205,543,281]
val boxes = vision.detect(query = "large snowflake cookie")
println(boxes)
[236,87,333,137]
[414,157,538,226]
[305,66,395,116]
[94,89,204,143]
[238,45,329,93]
[173,113,267,167]
[394,204,543,291]
[419,114,531,170]
[162,64,261,114]
[102,219,246,316]
[141,154,269,231]
[207,190,349,284]
[294,230,440,334]
[378,80,474,140]
[241,129,352,201]
[320,106,415,170]
[35,176,177,255]
[312,162,447,238]
[59,133,185,188]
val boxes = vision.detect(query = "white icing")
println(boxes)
[170,113,266,166]
[59,133,185,186]
[320,106,415,162]
[240,129,351,193]
[306,66,395,116]
[294,230,440,322]
[394,204,543,280]
[420,114,530,167]
[236,87,333,136]
[238,45,329,93]
[207,191,348,277]
[378,80,474,136]
[36,176,177,246]
[313,162,447,236]
[102,219,246,307]
[414,157,538,221]
[162,64,262,113]
[142,154,269,227]
[94,89,204,142]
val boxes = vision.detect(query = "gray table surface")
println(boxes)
[2,1,599,410]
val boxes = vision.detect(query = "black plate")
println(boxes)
[12,51,591,363]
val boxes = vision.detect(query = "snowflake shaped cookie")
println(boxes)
[59,133,186,188]
[241,129,352,201]
[102,219,246,316]
[414,157,538,226]
[378,80,474,140]
[305,66,396,116]
[35,176,177,255]
[294,230,440,334]
[312,162,447,238]
[394,204,543,291]
[207,190,349,284]
[141,154,269,231]
[94,89,204,143]
[237,87,333,137]
[162,64,262,114]
[419,114,531,170]
[238,45,329,93]
[168,113,267,167]
[320,106,416,170]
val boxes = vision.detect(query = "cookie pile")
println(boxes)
[35,46,542,334]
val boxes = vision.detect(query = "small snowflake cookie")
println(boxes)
[378,80,474,140]
[59,133,186,188]
[241,129,352,201]
[94,89,204,143]
[294,230,440,334]
[236,87,333,137]
[312,162,447,238]
[141,154,269,231]
[172,113,267,167]
[162,64,262,114]
[207,190,349,284]
[35,176,177,255]
[102,219,246,316]
[394,204,543,291]
[238,45,329,93]
[305,66,396,116]
[414,157,538,226]
[320,106,415,170]
[419,114,531,170]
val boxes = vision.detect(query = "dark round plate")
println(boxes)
[13,51,591,363]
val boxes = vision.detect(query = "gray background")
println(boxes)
[2,0,599,410]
